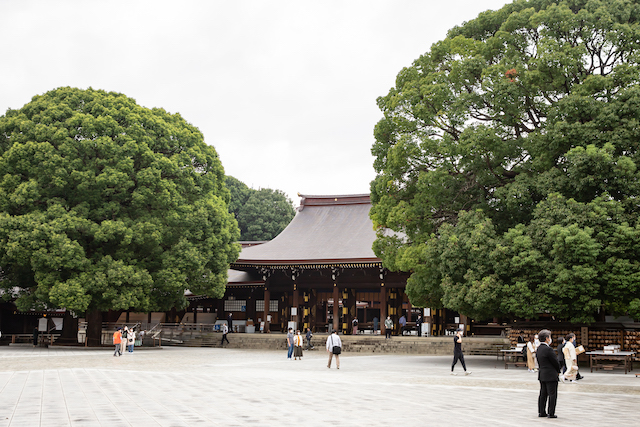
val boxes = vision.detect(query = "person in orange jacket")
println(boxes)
[113,327,122,357]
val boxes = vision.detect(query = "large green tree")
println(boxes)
[0,87,240,343]
[370,0,640,323]
[226,176,295,241]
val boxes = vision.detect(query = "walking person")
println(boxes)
[113,327,122,357]
[416,315,423,337]
[305,328,314,350]
[373,316,379,335]
[351,317,358,335]
[384,316,393,339]
[451,328,471,375]
[526,335,537,372]
[326,330,342,369]
[560,333,579,383]
[399,314,406,336]
[293,330,304,360]
[537,329,561,418]
[127,327,136,353]
[221,323,230,345]
[286,327,294,359]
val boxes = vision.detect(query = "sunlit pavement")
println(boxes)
[0,346,638,426]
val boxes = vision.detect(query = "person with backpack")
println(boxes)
[121,326,129,355]
[326,330,342,369]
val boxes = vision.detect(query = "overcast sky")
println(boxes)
[1,0,511,206]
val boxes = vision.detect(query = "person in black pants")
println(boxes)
[557,337,566,375]
[221,323,230,345]
[537,329,561,418]
[451,328,471,375]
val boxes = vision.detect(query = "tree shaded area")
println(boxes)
[226,176,295,241]
[0,87,240,343]
[370,0,640,323]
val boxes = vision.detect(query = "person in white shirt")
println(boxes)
[326,330,342,369]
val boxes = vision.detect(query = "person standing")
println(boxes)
[384,316,393,339]
[537,329,561,418]
[373,316,379,335]
[227,313,233,333]
[221,323,230,345]
[561,333,579,383]
[121,326,128,355]
[351,317,358,335]
[451,328,471,375]
[33,326,38,347]
[399,314,407,336]
[305,328,314,350]
[293,330,304,360]
[326,330,342,369]
[286,327,294,359]
[113,327,122,357]
[127,328,136,353]
[416,315,423,337]
[557,337,566,375]
[526,335,537,373]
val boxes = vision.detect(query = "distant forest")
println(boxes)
[226,176,296,241]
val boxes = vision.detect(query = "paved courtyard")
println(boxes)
[0,345,638,426]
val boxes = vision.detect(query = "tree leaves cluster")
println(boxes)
[225,176,295,241]
[0,87,240,319]
[370,0,640,323]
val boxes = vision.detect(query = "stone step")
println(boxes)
[159,332,509,354]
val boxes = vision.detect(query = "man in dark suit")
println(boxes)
[537,329,561,418]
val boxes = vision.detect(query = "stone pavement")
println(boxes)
[0,346,638,426]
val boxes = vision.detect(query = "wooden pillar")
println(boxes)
[380,284,387,335]
[407,299,413,322]
[292,286,299,329]
[263,287,271,333]
[309,289,317,332]
[332,285,339,333]
[345,288,356,334]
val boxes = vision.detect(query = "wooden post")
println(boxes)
[263,287,271,333]
[380,284,387,336]
[332,285,339,333]
[292,286,299,329]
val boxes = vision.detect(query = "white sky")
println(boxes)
[0,0,511,206]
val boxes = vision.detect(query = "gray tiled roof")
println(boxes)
[233,194,379,265]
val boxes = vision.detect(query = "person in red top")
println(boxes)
[113,327,122,357]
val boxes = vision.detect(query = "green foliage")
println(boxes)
[226,176,295,241]
[0,87,240,314]
[371,0,640,322]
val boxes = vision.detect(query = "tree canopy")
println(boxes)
[226,176,295,241]
[0,87,240,319]
[370,0,640,323]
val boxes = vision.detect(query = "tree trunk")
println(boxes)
[85,308,103,347]
[57,310,79,344]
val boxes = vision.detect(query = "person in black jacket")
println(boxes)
[557,337,566,375]
[537,329,561,418]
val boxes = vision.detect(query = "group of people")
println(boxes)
[112,325,139,356]
[536,329,584,418]
[351,314,425,337]
[284,327,342,369]
[286,327,315,360]
[523,332,583,382]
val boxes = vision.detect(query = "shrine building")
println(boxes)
[201,194,420,334]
